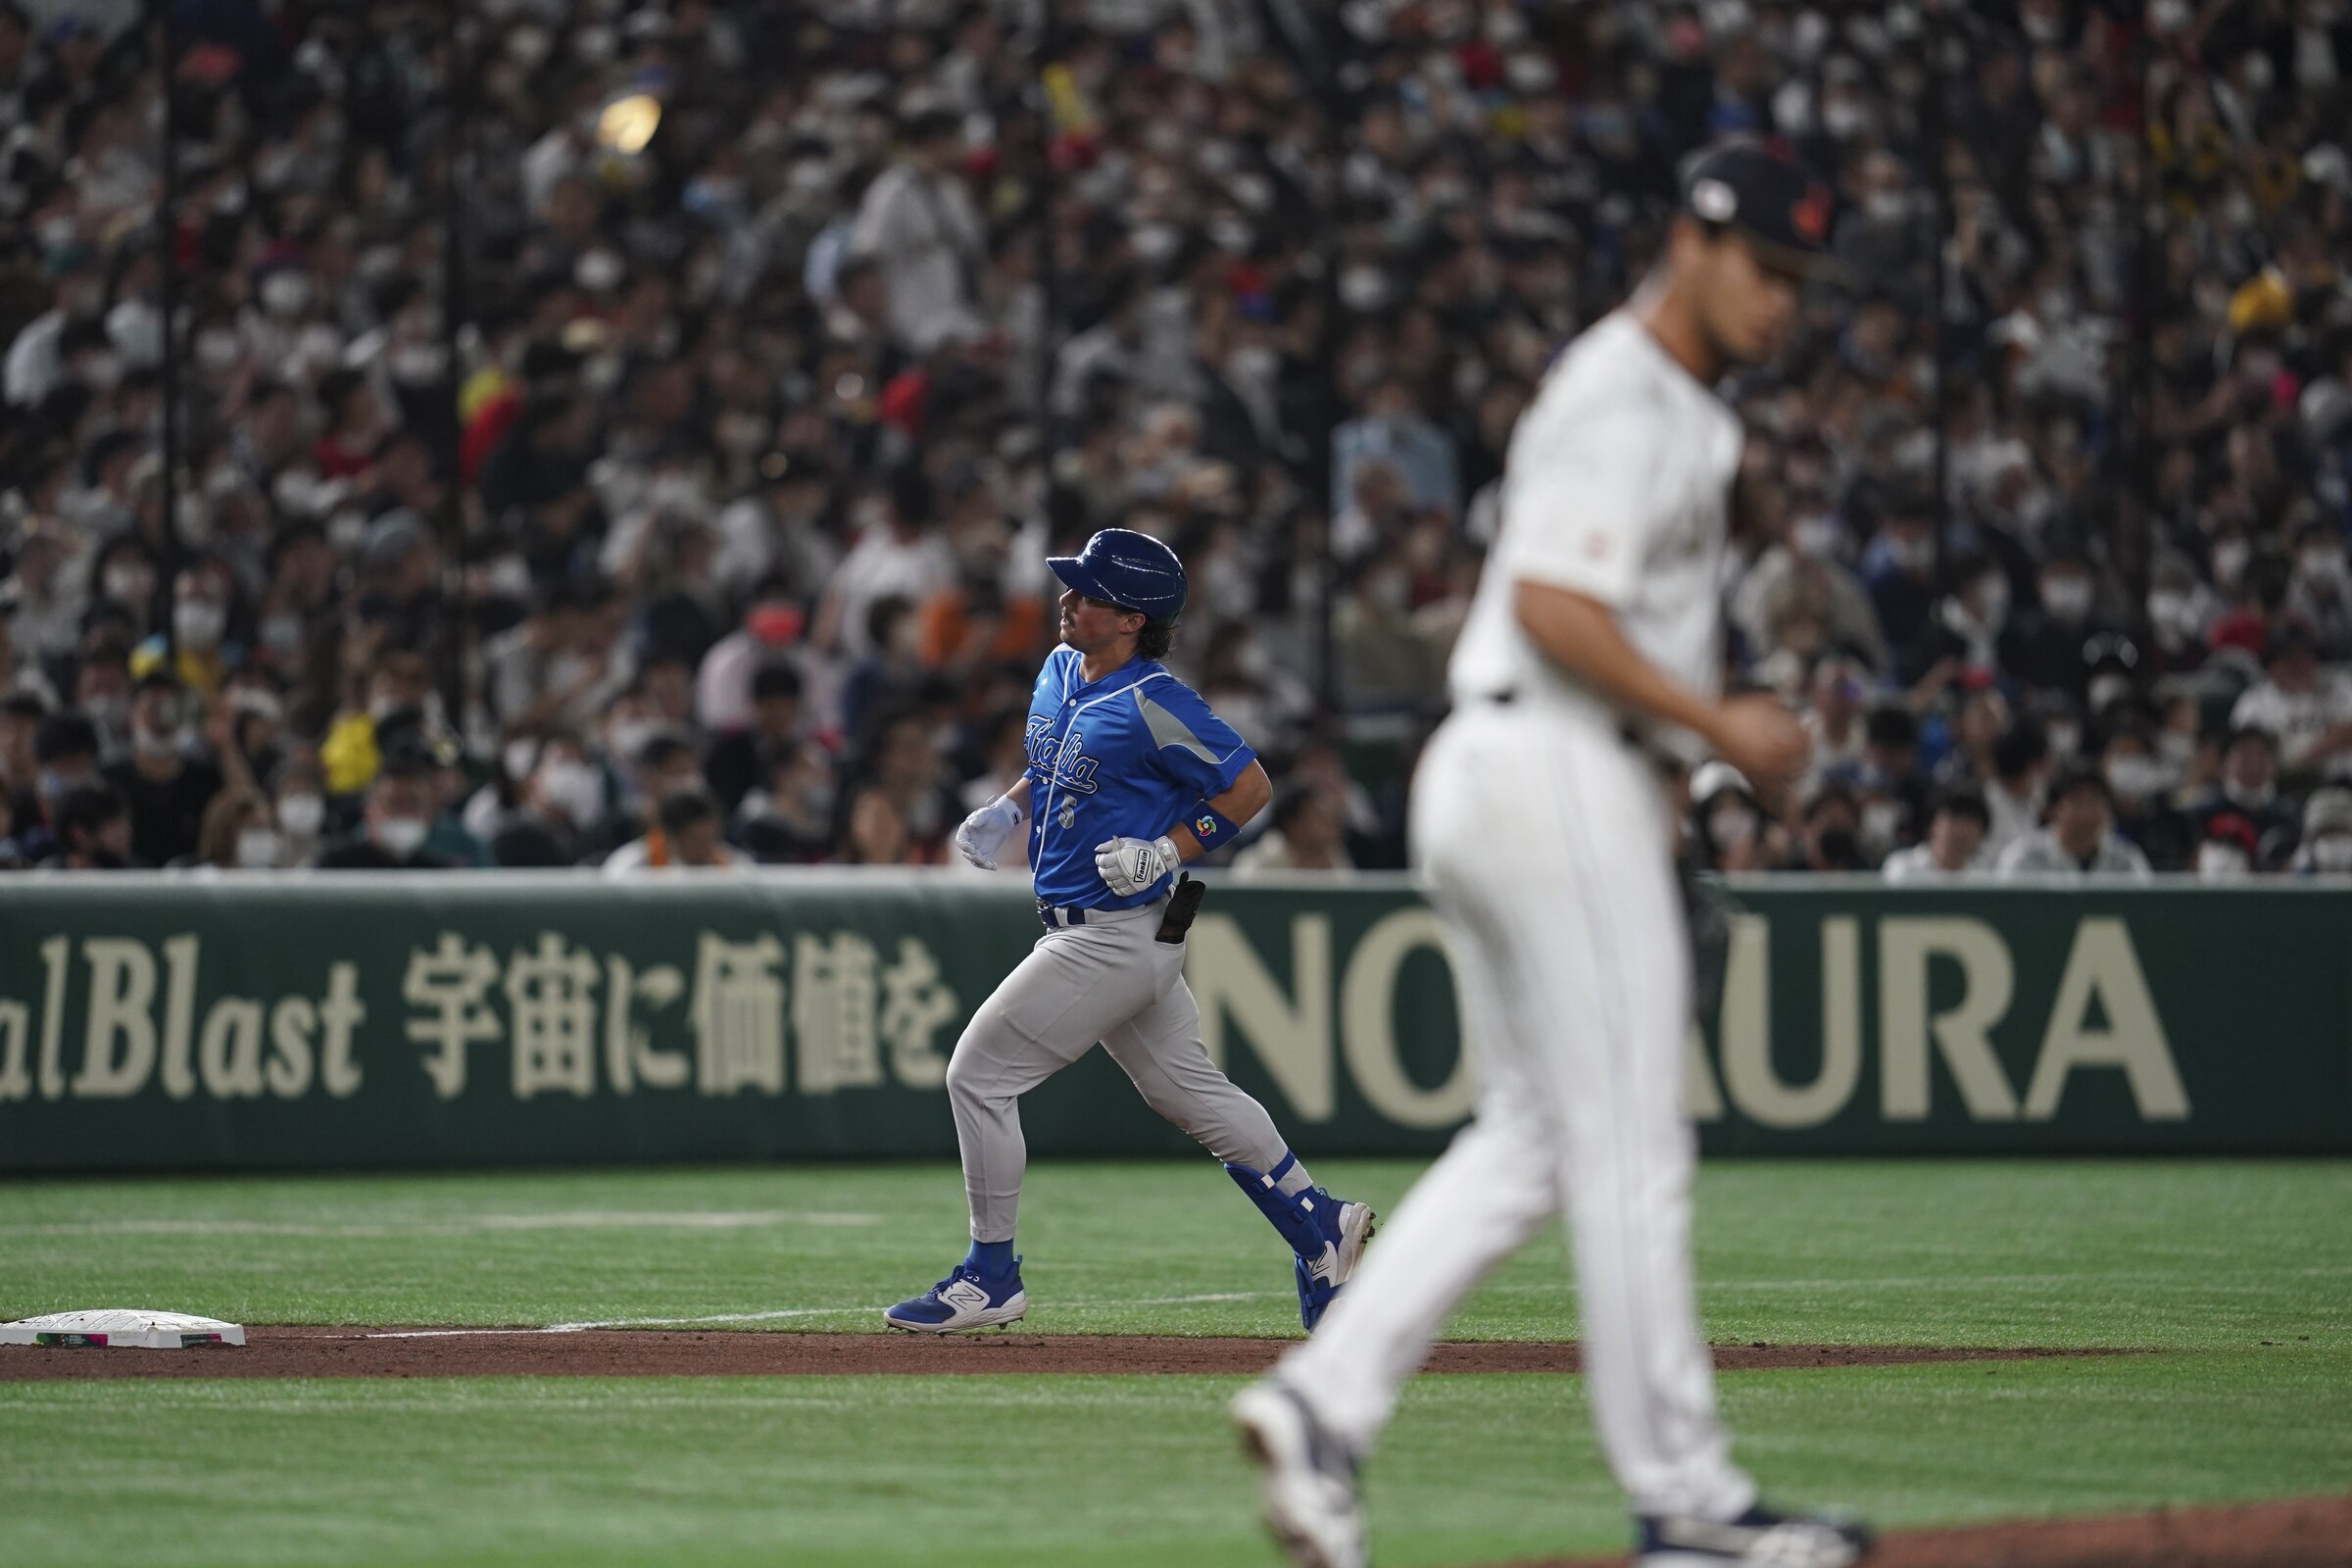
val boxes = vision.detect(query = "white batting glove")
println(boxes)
[954,793,1026,870]
[1095,834,1182,897]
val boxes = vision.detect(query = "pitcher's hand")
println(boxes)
[1705,694,1809,797]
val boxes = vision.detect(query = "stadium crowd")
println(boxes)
[0,0,2348,878]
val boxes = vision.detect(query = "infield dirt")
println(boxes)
[0,1327,2131,1380]
[1524,1494,2352,1568]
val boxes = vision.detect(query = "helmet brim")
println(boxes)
[1046,555,1119,607]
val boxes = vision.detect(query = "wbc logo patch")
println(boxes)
[1196,814,1217,837]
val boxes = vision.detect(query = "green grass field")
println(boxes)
[3,1159,2349,1568]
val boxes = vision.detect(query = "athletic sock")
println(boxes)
[1224,1154,1330,1260]
[1271,1151,1315,1197]
[965,1238,1015,1276]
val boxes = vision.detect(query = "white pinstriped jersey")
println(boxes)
[1447,312,1742,753]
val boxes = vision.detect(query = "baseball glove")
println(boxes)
[1677,860,1741,1025]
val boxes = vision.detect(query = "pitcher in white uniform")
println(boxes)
[1235,145,1875,1568]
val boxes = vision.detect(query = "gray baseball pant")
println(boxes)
[946,898,1292,1241]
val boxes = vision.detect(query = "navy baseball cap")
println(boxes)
[1047,528,1188,619]
[1681,142,1849,283]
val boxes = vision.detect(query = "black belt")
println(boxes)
[1037,899,1086,929]
[1478,689,1646,754]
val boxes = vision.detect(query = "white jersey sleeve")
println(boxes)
[1446,313,1741,727]
[1493,393,1670,612]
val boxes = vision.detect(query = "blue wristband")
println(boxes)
[1183,803,1241,852]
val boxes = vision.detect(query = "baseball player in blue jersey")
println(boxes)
[884,528,1376,1335]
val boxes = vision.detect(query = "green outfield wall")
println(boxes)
[0,872,2343,1171]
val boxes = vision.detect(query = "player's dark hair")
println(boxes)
[1136,615,1175,662]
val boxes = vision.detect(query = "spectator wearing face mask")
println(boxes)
[0,692,48,834]
[705,662,809,813]
[162,556,237,696]
[1858,506,1939,681]
[2187,725,2301,862]
[42,782,135,870]
[2229,622,2352,781]
[317,754,452,869]
[181,789,284,870]
[270,760,330,867]
[1854,704,1928,849]
[2097,721,2193,869]
[2004,551,2113,702]
[102,672,223,868]
[1334,549,1444,713]
[24,710,106,864]
[1995,764,2153,877]
[2190,806,2265,879]
[1738,512,1887,679]
[1884,788,1992,881]
[1788,783,1868,872]
[1,0,2335,889]
[2290,787,2352,875]
[1689,761,1770,874]
[490,735,606,867]
[1921,555,2018,678]
[1330,377,1461,522]
[2282,523,2352,662]
[733,743,836,865]
[1795,655,1870,795]
[2143,555,2220,674]
[1935,682,2010,788]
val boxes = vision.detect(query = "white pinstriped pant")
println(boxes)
[1277,704,1756,1521]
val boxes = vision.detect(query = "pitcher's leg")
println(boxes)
[1275,1102,1556,1450]
[1536,754,1753,1522]
[1270,916,1559,1448]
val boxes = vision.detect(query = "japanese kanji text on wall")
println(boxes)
[1,872,2346,1171]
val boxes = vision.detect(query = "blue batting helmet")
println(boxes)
[1046,528,1187,619]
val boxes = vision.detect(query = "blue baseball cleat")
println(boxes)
[882,1259,1028,1334]
[1295,1190,1377,1332]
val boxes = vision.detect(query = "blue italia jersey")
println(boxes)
[1024,646,1255,908]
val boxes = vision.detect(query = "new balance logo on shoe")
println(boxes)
[937,1279,992,1312]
